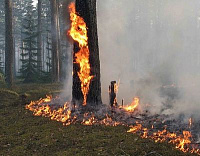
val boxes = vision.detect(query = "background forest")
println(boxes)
[1,0,71,86]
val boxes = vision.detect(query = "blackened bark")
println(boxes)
[5,0,14,87]
[109,81,117,107]
[72,0,102,105]
[37,0,42,73]
[72,42,83,104]
[50,0,60,82]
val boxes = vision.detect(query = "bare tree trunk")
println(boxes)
[5,0,14,87]
[37,0,42,73]
[13,37,16,79]
[56,1,62,81]
[50,0,59,82]
[42,36,45,70]
[72,0,102,105]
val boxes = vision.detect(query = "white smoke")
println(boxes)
[97,0,200,118]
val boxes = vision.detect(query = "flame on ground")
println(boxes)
[24,2,200,155]
[122,97,139,112]
[127,123,200,155]
[25,96,121,127]
[25,96,200,155]
[26,96,72,125]
[68,3,93,106]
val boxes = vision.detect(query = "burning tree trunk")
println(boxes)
[71,0,102,106]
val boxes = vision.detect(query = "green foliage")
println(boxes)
[19,2,39,83]
[43,1,52,75]
[39,71,52,83]
[13,0,33,34]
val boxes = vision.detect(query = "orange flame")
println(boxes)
[68,3,93,105]
[123,97,139,112]
[127,122,142,133]
[26,96,200,155]
[100,114,121,126]
[82,116,96,125]
[114,80,120,93]
[128,124,200,155]
[24,2,200,155]
[26,96,72,125]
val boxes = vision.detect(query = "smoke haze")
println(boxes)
[97,0,200,118]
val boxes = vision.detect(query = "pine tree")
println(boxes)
[39,1,53,82]
[42,0,52,73]
[13,0,34,74]
[46,29,52,73]
[20,2,39,83]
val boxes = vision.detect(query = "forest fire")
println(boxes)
[122,97,139,112]
[25,94,200,155]
[68,3,93,106]
[24,2,200,156]
[26,96,72,125]
[127,123,200,155]
[25,95,122,127]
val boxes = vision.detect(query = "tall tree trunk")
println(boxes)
[72,0,102,105]
[37,0,42,73]
[5,0,14,87]
[13,37,16,79]
[42,36,45,70]
[56,1,62,81]
[50,0,59,82]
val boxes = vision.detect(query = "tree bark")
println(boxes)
[37,0,42,73]
[5,0,14,87]
[56,1,62,81]
[50,0,60,82]
[109,81,118,107]
[13,37,16,79]
[72,0,102,105]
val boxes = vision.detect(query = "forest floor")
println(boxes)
[0,84,197,156]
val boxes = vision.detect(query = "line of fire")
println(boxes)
[25,1,200,155]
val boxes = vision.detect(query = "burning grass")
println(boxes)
[25,94,200,155]
[0,84,197,155]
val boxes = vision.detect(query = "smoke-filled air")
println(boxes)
[97,0,200,118]
[2,0,200,155]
